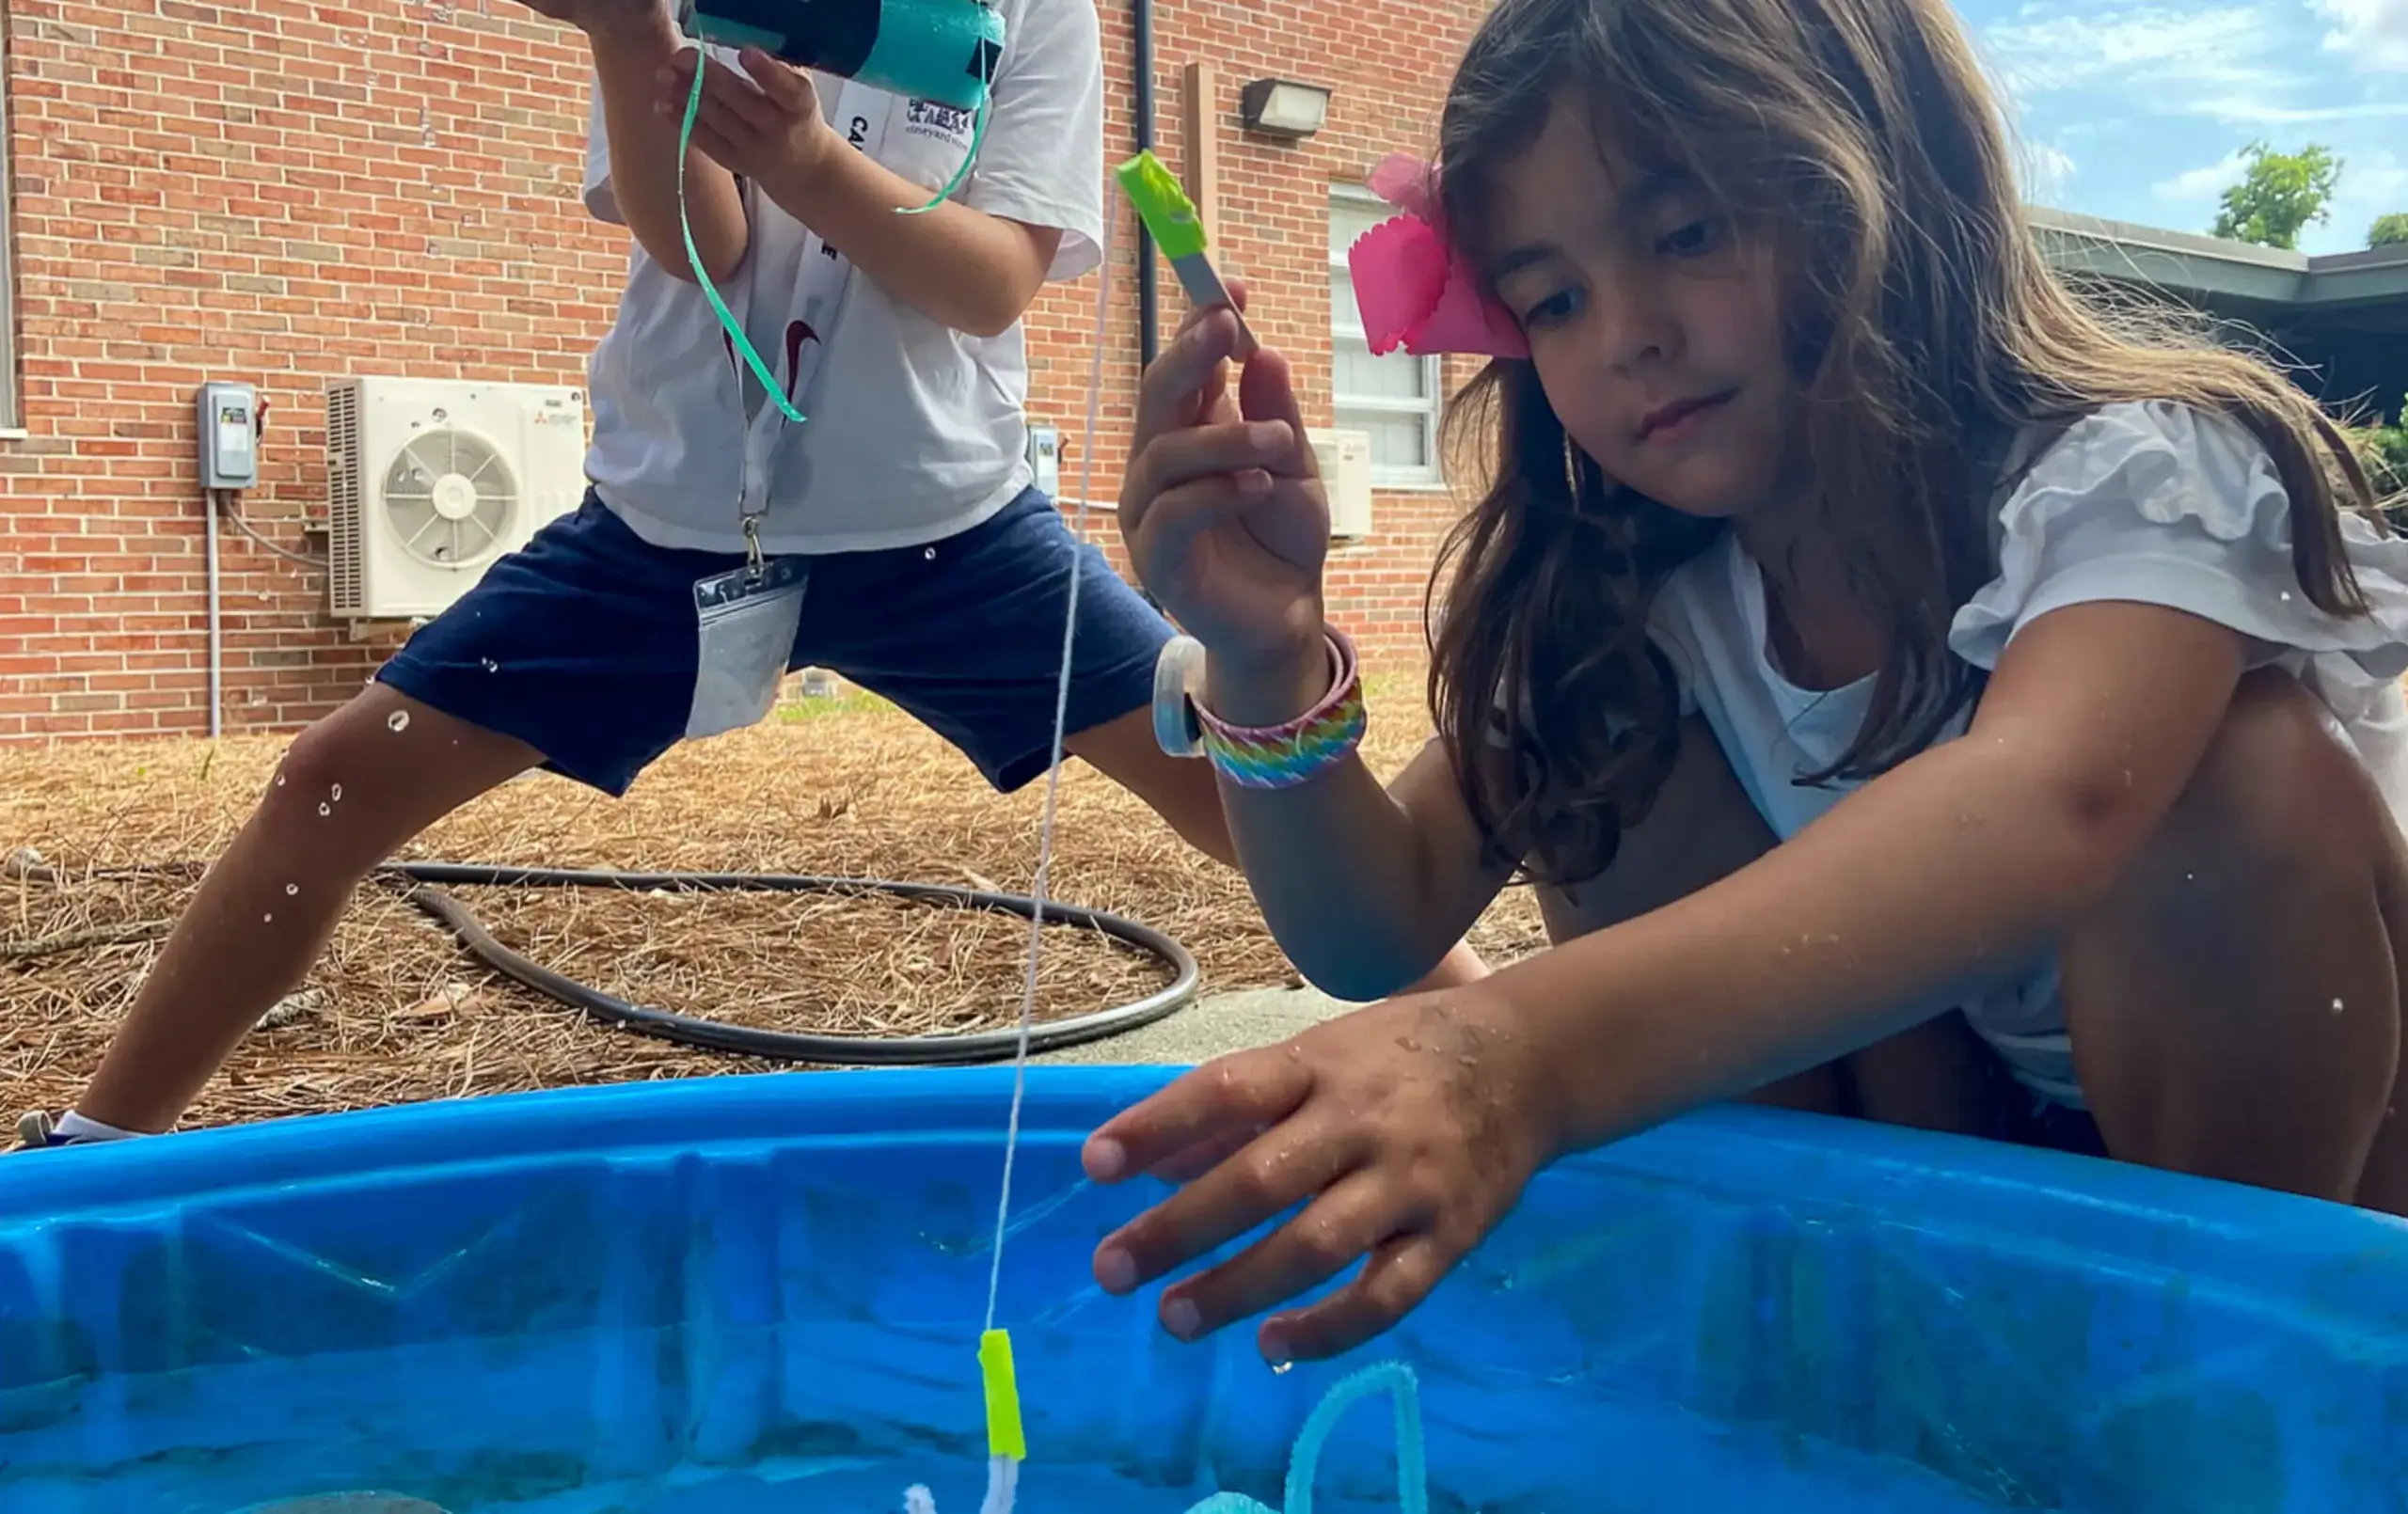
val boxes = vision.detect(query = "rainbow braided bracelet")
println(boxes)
[1186,626,1368,790]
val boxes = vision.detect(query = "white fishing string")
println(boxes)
[983,182,1122,1334]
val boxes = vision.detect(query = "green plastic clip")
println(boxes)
[1116,149,1209,260]
[1114,150,1255,354]
[978,1328,1027,1461]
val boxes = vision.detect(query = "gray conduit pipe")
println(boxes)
[204,486,222,740]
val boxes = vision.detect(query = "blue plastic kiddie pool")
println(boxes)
[0,1065,2402,1511]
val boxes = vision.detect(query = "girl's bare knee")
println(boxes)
[2063,670,2403,1202]
[2156,670,2378,881]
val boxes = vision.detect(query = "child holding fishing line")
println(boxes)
[16,0,1483,1149]
[1085,0,2408,1365]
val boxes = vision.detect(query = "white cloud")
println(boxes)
[2153,150,2249,200]
[2317,0,2408,71]
[2020,139,2080,203]
[1981,3,2301,101]
[2202,97,2408,121]
[2321,146,2408,249]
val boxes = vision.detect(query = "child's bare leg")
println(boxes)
[71,688,537,1134]
[2351,849,2408,1211]
[1836,1009,2012,1138]
[2058,668,2408,1213]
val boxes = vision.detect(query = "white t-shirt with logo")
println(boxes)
[578,0,1104,557]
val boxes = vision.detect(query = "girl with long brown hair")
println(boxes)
[1087,0,2408,1364]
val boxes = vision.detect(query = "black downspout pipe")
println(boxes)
[1133,0,1158,371]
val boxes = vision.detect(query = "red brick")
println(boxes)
[2,0,1481,740]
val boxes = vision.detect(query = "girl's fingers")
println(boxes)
[1147,1121,1265,1185]
[1085,1050,1312,1186]
[1156,1167,1415,1345]
[1173,277,1249,339]
[1121,419,1293,518]
[1194,347,1237,431]
[1261,1231,1456,1364]
[1235,347,1314,478]
[1131,308,1250,447]
[1126,473,1303,582]
[1097,1111,1365,1309]
[1118,429,1282,549]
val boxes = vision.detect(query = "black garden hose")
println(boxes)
[10,858,1202,1065]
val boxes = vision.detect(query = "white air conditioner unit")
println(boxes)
[1307,426,1373,539]
[325,377,588,621]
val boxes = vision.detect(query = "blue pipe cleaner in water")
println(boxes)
[1181,1361,1430,1514]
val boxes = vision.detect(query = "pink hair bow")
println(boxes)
[1346,153,1528,359]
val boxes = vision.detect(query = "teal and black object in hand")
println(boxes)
[674,0,1005,113]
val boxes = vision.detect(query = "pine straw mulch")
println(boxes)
[0,682,1547,1131]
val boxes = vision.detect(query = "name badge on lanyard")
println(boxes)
[684,73,898,743]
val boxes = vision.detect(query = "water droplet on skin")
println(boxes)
[262,913,274,923]
[1459,1053,1480,1068]
[1396,1036,1423,1053]
[275,775,286,787]
[318,803,331,816]
[388,710,411,733]
[285,883,299,896]
[330,784,343,802]
[2333,998,2347,1014]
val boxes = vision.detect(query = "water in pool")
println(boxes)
[16,1319,2015,1513]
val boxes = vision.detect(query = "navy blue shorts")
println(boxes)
[376,488,1172,797]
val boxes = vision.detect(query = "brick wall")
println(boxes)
[0,0,1484,740]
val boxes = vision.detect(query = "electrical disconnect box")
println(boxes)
[199,380,261,491]
[1026,424,1061,500]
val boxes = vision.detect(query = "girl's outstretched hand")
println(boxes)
[1082,988,1555,1364]
[1117,280,1331,682]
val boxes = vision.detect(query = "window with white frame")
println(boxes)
[1329,190,1441,486]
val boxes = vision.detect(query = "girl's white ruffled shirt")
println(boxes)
[1649,400,2408,1107]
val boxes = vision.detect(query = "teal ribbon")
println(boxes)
[1180,1362,1431,1514]
[677,53,805,423]
[673,48,997,422]
[898,74,991,215]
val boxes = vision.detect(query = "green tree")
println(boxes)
[2353,394,2408,513]
[2369,418,2408,497]
[2210,141,2341,249]
[2371,213,2408,247]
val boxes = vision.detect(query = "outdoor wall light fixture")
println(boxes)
[1238,77,1331,138]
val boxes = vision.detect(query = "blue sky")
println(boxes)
[1964,0,2408,252]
